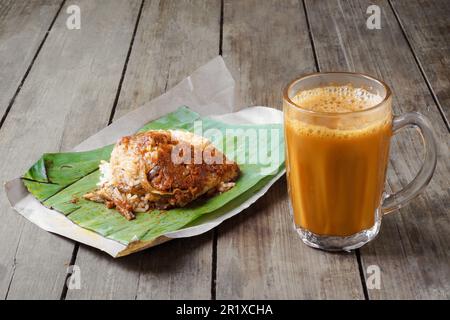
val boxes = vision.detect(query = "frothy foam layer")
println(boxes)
[291,85,383,113]
[286,117,391,139]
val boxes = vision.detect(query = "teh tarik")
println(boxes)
[285,86,392,236]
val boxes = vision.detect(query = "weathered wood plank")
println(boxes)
[215,0,364,299]
[67,0,221,300]
[305,0,449,299]
[0,0,63,120]
[390,0,450,126]
[0,0,142,299]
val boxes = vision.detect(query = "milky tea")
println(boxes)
[284,85,392,236]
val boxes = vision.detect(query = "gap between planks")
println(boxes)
[57,0,146,300]
[387,0,450,132]
[2,0,67,300]
[210,0,224,301]
[0,0,66,131]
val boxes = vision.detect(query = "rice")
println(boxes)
[83,130,239,220]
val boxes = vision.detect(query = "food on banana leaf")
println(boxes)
[83,130,240,220]
[20,107,285,249]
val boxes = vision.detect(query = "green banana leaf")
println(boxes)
[22,107,284,248]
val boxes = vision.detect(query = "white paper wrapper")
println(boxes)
[5,56,285,257]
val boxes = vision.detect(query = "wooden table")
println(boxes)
[0,0,448,300]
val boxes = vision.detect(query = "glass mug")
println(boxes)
[283,72,437,251]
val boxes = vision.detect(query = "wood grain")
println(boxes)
[215,0,365,299]
[0,0,63,119]
[0,0,141,299]
[66,0,221,300]
[390,0,450,126]
[305,0,450,299]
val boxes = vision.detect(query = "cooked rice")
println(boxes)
[83,130,239,220]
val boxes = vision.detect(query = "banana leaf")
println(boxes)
[22,107,284,249]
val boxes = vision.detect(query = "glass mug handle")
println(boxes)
[382,112,438,214]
